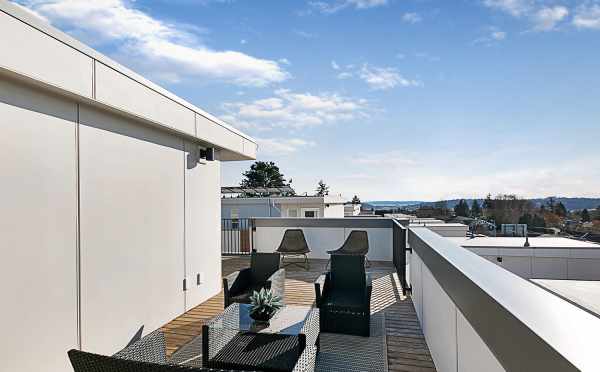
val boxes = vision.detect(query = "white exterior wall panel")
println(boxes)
[78,106,185,355]
[0,79,78,372]
[184,141,222,310]
[95,62,196,136]
[421,263,458,372]
[0,10,93,97]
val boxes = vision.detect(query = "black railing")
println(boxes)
[392,219,408,294]
[221,218,254,255]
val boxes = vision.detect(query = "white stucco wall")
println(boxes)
[254,226,393,261]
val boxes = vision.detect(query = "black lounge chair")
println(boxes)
[314,254,372,337]
[327,230,371,267]
[276,229,311,271]
[223,252,285,308]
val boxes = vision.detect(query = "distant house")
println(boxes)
[221,195,347,219]
[344,203,361,217]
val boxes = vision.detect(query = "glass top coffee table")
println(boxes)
[202,303,319,372]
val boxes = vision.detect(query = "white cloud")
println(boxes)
[532,6,569,31]
[492,30,507,40]
[293,29,317,38]
[336,71,353,79]
[573,4,600,29]
[402,12,422,24]
[18,0,289,87]
[473,26,507,45]
[278,58,291,65]
[331,60,341,70]
[221,89,369,130]
[240,39,247,44]
[256,138,316,155]
[482,0,532,17]
[308,0,387,14]
[358,64,422,90]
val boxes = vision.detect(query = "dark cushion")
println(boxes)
[250,253,280,284]
[230,283,269,304]
[330,255,366,291]
[322,290,367,311]
[208,333,300,372]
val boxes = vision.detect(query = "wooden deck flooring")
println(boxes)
[161,257,436,372]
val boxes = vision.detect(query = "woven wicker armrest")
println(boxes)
[202,304,241,366]
[300,308,320,348]
[113,329,169,365]
[266,268,286,303]
[314,274,328,305]
[292,345,317,372]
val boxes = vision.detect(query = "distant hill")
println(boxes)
[365,197,600,212]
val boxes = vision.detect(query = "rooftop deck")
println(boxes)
[161,257,436,372]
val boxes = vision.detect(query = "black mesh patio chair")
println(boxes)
[223,252,285,308]
[314,254,372,337]
[276,229,311,271]
[326,230,371,267]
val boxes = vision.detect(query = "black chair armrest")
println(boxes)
[314,273,329,306]
[223,268,251,295]
[266,268,286,303]
[365,273,373,311]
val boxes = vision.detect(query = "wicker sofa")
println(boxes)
[68,327,315,372]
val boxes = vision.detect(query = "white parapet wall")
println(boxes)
[409,227,600,372]
[253,218,394,261]
[410,250,506,372]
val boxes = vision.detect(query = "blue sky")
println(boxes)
[17,0,600,201]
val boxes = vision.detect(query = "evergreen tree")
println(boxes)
[581,209,591,222]
[532,214,546,227]
[351,195,361,204]
[454,199,470,217]
[315,180,330,196]
[240,161,293,196]
[518,213,532,226]
[471,199,482,217]
[554,202,568,217]
[482,194,493,210]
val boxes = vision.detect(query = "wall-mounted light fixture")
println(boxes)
[198,146,215,164]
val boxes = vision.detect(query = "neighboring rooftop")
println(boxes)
[448,236,600,249]
[532,279,600,319]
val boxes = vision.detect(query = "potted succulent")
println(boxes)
[249,288,283,324]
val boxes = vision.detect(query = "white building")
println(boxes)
[0,3,255,372]
[344,203,362,217]
[222,195,347,219]
[447,236,600,280]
